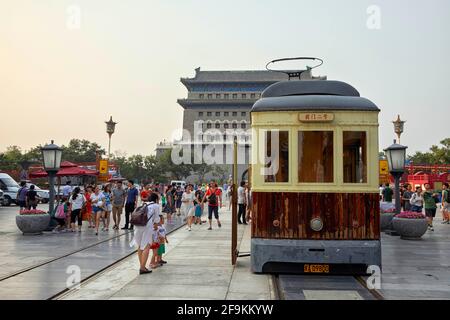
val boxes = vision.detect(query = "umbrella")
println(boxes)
[108,177,126,182]
[60,161,78,168]
[29,167,98,178]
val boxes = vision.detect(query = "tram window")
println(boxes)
[343,131,367,183]
[298,131,334,183]
[264,131,289,183]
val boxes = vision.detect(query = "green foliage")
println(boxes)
[408,138,450,164]
[61,139,106,163]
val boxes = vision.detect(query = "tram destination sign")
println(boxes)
[299,112,334,122]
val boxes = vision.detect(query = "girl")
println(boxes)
[181,184,195,231]
[164,185,175,224]
[69,187,86,232]
[194,189,203,225]
[102,185,112,231]
[84,186,94,228]
[410,186,424,213]
[52,198,69,233]
[91,186,106,236]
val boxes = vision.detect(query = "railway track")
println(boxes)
[272,274,384,300]
[0,219,186,300]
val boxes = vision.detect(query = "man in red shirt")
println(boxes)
[203,181,222,230]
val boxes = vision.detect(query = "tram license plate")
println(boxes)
[304,264,330,273]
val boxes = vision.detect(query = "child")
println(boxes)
[194,189,203,225]
[157,214,168,265]
[52,198,69,233]
[150,222,160,269]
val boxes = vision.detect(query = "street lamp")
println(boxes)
[384,140,408,214]
[105,116,117,159]
[41,140,62,214]
[392,115,405,144]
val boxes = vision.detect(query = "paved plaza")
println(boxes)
[0,204,450,300]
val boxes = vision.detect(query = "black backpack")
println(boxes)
[208,191,217,206]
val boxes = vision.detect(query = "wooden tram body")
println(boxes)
[250,80,381,274]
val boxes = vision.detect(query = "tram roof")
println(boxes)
[252,80,380,112]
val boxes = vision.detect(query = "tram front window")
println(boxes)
[264,130,289,183]
[343,131,367,183]
[298,131,334,183]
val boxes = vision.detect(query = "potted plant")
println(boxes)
[392,211,428,240]
[380,202,396,232]
[16,209,51,235]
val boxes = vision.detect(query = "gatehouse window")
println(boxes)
[198,112,203,117]
[264,131,289,183]
[224,112,229,116]
[216,94,221,99]
[215,123,220,129]
[343,131,367,183]
[216,112,220,116]
[298,131,334,183]
[224,94,229,99]
[232,111,237,116]
[207,112,212,116]
[207,94,212,99]
[199,94,204,99]
[232,94,237,99]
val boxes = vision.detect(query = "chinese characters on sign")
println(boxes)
[299,112,334,122]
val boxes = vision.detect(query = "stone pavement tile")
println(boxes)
[130,269,232,287]
[226,292,271,300]
[162,258,230,267]
[112,284,229,299]
[283,292,306,300]
[226,224,272,299]
[109,296,210,300]
[303,290,363,300]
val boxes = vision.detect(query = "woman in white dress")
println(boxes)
[132,193,161,274]
[181,184,195,231]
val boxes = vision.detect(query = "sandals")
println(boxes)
[139,268,152,275]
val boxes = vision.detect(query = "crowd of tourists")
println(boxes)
[380,182,450,232]
[18,177,252,275]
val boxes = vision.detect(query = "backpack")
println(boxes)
[130,203,152,227]
[208,191,217,206]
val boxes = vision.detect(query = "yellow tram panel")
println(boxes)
[251,110,379,194]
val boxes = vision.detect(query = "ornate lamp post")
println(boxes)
[105,116,117,159]
[41,140,62,214]
[392,115,405,144]
[384,141,408,215]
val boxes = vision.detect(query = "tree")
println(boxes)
[408,138,450,164]
[61,139,106,163]
[156,149,192,181]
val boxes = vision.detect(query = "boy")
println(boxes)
[157,214,168,266]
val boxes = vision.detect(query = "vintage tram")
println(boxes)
[250,65,381,274]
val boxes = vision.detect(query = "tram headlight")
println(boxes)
[310,217,323,232]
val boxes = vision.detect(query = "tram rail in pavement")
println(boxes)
[0,216,186,300]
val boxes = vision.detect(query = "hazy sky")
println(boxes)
[1,0,449,157]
